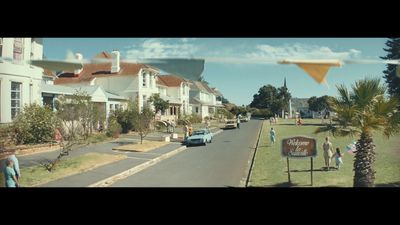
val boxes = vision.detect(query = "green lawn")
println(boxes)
[1,152,126,187]
[249,119,400,187]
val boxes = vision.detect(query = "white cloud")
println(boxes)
[124,40,362,65]
[125,39,199,59]
[247,43,362,60]
[206,43,362,65]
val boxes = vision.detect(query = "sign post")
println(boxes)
[310,157,313,186]
[281,136,317,186]
[287,157,291,184]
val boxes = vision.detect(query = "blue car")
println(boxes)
[186,129,213,146]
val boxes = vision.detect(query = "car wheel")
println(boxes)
[209,138,212,143]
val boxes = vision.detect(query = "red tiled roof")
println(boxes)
[94,52,112,59]
[54,52,159,85]
[156,76,168,86]
[157,75,187,87]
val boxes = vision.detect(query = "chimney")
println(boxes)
[74,53,83,76]
[111,50,120,73]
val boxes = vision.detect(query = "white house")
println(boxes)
[0,38,44,123]
[156,75,191,121]
[189,81,221,120]
[53,51,159,116]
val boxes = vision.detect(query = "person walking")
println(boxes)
[270,127,276,145]
[205,119,210,129]
[183,124,189,141]
[188,125,193,136]
[322,137,333,171]
[332,147,344,169]
[3,158,18,188]
[8,154,20,183]
[236,117,241,129]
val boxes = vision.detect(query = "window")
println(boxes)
[13,38,24,61]
[110,104,114,111]
[142,72,147,87]
[11,82,22,119]
[195,107,199,113]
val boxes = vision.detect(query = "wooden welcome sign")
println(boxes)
[281,136,317,186]
[281,136,317,158]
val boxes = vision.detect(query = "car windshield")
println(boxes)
[193,131,205,135]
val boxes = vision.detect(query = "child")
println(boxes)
[269,128,276,145]
[333,147,344,169]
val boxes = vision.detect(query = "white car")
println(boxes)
[186,129,213,146]
[224,120,237,129]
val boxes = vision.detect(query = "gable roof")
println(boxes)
[189,81,210,93]
[54,52,159,85]
[157,75,188,87]
[156,75,168,87]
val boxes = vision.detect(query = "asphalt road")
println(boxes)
[111,119,263,187]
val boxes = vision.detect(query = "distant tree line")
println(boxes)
[249,84,291,117]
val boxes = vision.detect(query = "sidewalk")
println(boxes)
[39,142,185,187]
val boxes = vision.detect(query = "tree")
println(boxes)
[308,96,321,112]
[277,86,291,112]
[148,93,169,114]
[250,85,278,109]
[315,78,400,187]
[381,38,400,99]
[55,91,93,140]
[230,106,248,116]
[308,95,335,116]
[133,104,155,144]
[217,96,230,104]
[12,104,60,145]
[113,103,136,134]
[250,84,290,115]
[45,91,98,172]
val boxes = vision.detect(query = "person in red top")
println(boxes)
[54,128,63,143]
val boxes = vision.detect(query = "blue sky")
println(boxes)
[43,38,388,106]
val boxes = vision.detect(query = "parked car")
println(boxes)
[186,129,213,146]
[224,120,237,129]
[240,116,250,122]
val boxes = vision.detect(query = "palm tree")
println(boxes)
[315,78,400,187]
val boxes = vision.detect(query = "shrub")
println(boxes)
[12,104,60,145]
[189,114,202,124]
[251,108,273,118]
[106,116,122,138]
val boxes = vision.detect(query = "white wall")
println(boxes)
[30,39,43,60]
[138,70,158,110]
[106,100,128,119]
[1,38,14,59]
[158,86,167,96]
[0,61,44,123]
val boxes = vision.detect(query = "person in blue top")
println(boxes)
[3,158,19,188]
[270,127,276,145]
[8,154,20,181]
